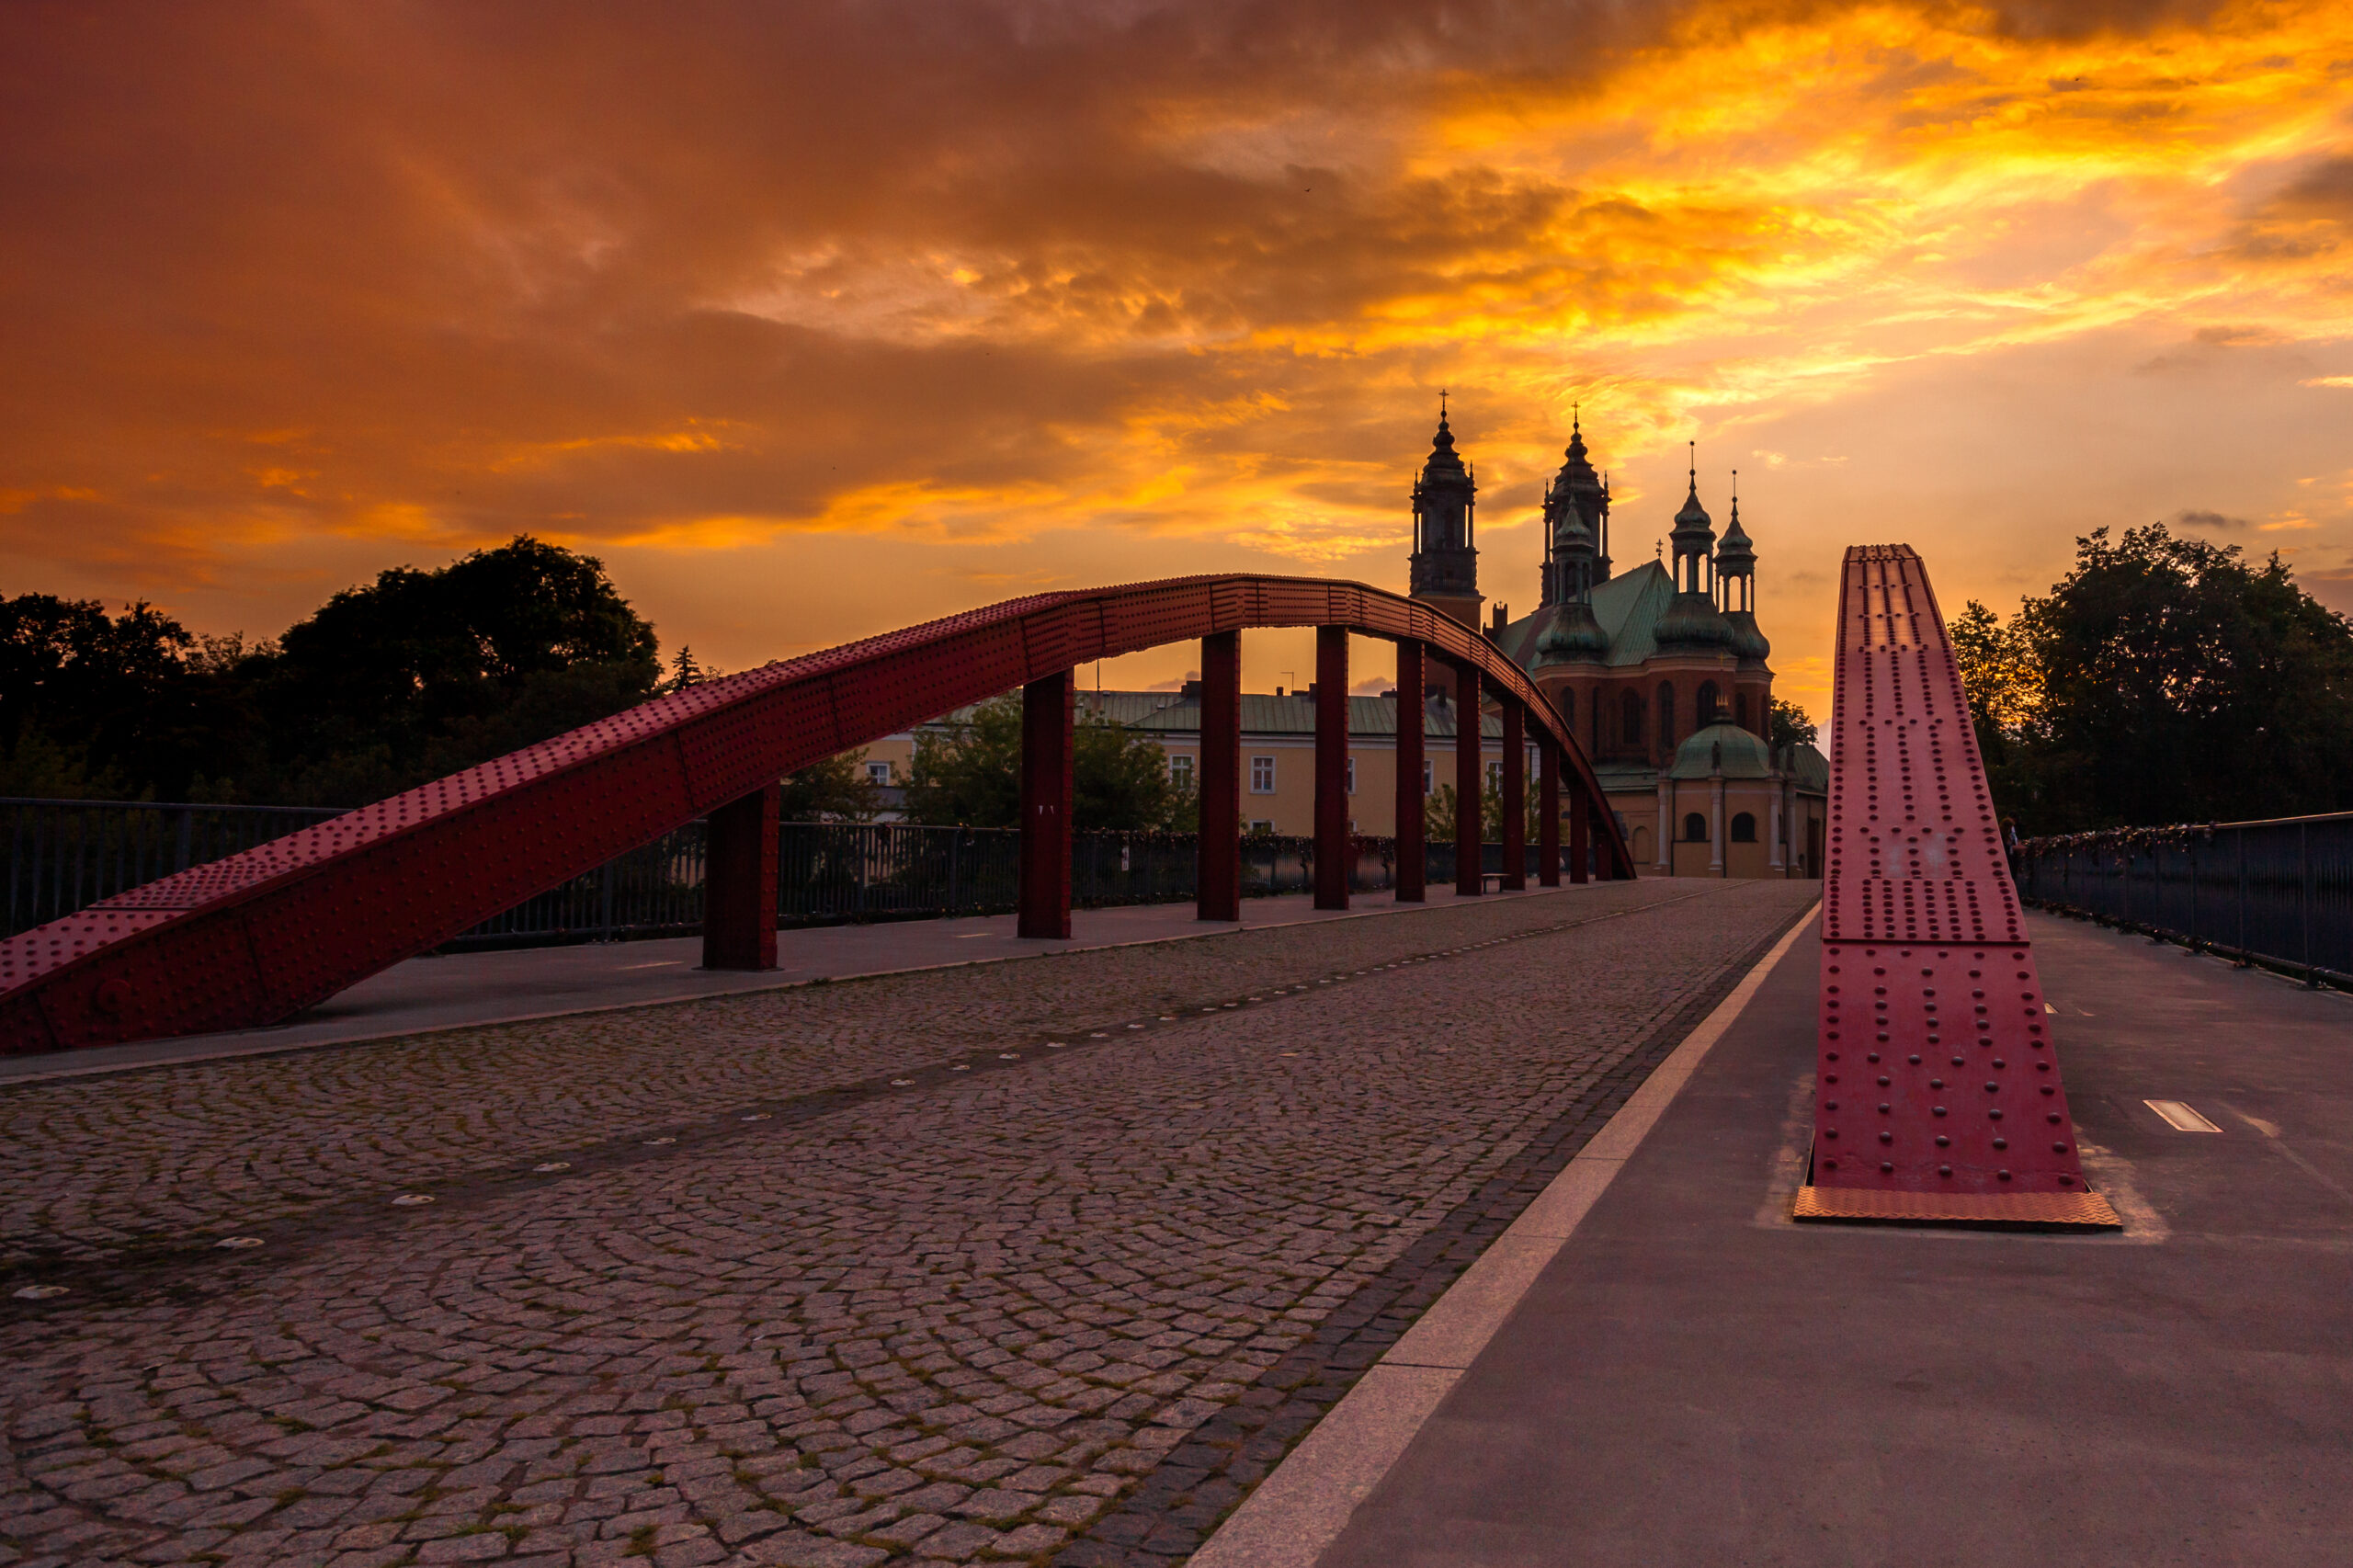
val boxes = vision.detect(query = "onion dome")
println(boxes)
[1669,472,1714,553]
[1655,591,1734,649]
[1532,600,1608,665]
[1715,492,1754,577]
[1722,608,1771,663]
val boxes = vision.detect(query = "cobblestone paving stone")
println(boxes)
[0,879,1815,1568]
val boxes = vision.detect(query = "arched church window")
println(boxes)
[1621,690,1643,746]
[1731,812,1756,843]
[1697,681,1719,724]
[1736,692,1750,732]
[1683,812,1709,843]
[1561,688,1574,729]
[1658,684,1676,746]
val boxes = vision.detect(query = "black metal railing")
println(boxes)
[2015,812,2353,989]
[3,798,348,938]
[5,797,1581,949]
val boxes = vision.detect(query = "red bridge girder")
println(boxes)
[0,574,1633,1056]
[1798,546,2118,1227]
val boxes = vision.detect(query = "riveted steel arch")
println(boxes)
[0,574,1634,1055]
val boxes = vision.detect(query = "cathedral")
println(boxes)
[1407,406,1827,878]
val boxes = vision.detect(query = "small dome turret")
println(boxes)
[1669,715,1775,780]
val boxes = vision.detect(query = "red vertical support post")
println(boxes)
[701,781,779,970]
[1313,626,1350,911]
[1196,631,1242,922]
[1393,640,1426,902]
[1018,670,1074,938]
[1454,655,1483,896]
[1569,782,1591,884]
[1499,694,1526,891]
[1538,737,1561,887]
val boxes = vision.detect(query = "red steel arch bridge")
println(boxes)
[0,574,1634,1056]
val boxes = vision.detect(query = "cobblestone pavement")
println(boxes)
[1,880,1816,1568]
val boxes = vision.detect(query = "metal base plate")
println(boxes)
[1794,1185,2120,1229]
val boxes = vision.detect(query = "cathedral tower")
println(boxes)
[1539,409,1612,605]
[1408,399,1483,631]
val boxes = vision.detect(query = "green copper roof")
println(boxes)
[1498,559,1680,669]
[1669,717,1775,779]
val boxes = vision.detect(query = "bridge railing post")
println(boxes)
[701,781,779,971]
[1394,639,1426,903]
[1018,670,1074,938]
[1538,736,1561,887]
[1197,630,1242,922]
[1500,694,1526,891]
[1313,627,1350,911]
[1453,654,1483,896]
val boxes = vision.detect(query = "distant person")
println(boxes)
[2003,817,2021,872]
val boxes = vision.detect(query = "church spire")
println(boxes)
[1540,404,1612,604]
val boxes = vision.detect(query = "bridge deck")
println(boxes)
[0,880,1813,1568]
[0,884,1557,1086]
[1311,910,2353,1567]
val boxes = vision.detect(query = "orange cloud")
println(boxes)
[0,0,2347,679]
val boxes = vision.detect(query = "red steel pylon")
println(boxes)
[1797,546,2119,1227]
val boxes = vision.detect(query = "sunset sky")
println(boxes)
[5,0,2351,722]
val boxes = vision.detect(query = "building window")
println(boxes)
[1561,688,1574,729]
[1486,761,1503,791]
[866,761,892,786]
[1736,691,1750,732]
[1423,759,1433,795]
[1658,683,1677,745]
[1250,756,1276,793]
[1731,812,1756,843]
[1169,755,1194,788]
[1344,757,1357,794]
[1683,812,1710,843]
[1621,690,1643,746]
[1248,819,1274,835]
[1698,681,1719,725]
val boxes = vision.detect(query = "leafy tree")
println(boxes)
[902,695,1188,830]
[1768,697,1817,753]
[779,751,881,823]
[1421,776,1536,844]
[251,536,662,803]
[1961,524,2353,833]
[0,594,246,799]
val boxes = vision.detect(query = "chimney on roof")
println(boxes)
[1179,679,1202,699]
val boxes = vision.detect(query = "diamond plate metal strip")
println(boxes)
[1813,546,2103,1213]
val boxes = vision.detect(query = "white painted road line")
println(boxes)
[1188,904,1820,1568]
[2146,1098,2223,1133]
